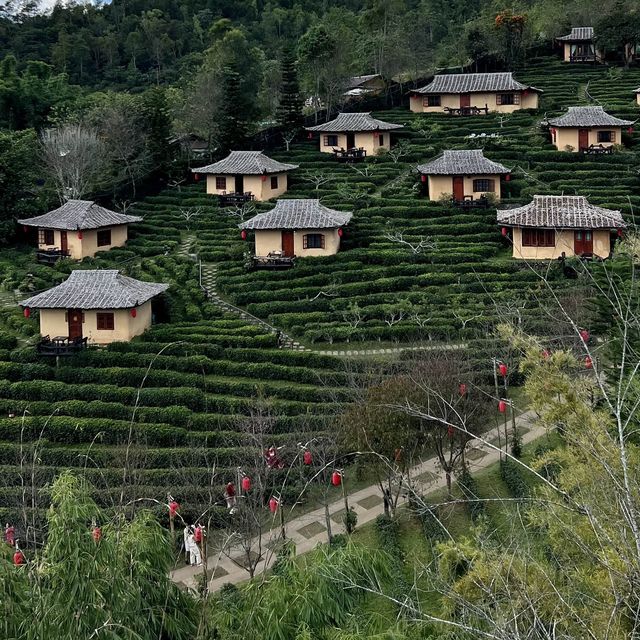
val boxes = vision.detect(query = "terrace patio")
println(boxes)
[36,335,88,357]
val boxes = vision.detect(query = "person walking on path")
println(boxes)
[187,529,202,567]
[224,482,237,514]
[4,523,15,546]
[182,525,191,564]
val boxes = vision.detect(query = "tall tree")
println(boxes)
[140,86,174,181]
[217,65,251,153]
[275,44,304,132]
[596,2,640,67]
[40,123,106,201]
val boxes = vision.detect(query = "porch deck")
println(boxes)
[251,253,295,269]
[219,192,255,207]
[444,105,489,116]
[452,195,490,210]
[582,144,613,155]
[36,335,88,356]
[36,249,71,265]
[333,148,367,162]
[569,53,599,63]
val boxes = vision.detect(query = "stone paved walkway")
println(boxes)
[171,410,543,593]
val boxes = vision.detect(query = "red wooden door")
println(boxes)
[578,129,589,150]
[574,230,593,255]
[346,132,356,149]
[452,176,464,201]
[281,231,294,257]
[67,309,83,339]
[460,94,471,108]
[60,230,68,253]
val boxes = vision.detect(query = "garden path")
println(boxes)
[170,409,544,593]
[176,234,466,357]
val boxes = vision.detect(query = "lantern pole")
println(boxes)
[200,524,208,581]
[502,366,510,453]
[492,358,503,459]
[340,470,351,532]
[510,399,518,452]
[279,497,286,540]
[168,493,175,544]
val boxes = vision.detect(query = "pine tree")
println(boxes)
[218,65,251,153]
[276,45,304,132]
[141,86,173,179]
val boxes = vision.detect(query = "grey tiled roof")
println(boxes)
[18,200,142,231]
[557,27,594,42]
[240,199,352,230]
[412,72,541,95]
[20,270,169,310]
[193,151,298,175]
[306,112,403,132]
[417,150,511,175]
[548,106,633,127]
[346,74,382,89]
[497,195,625,229]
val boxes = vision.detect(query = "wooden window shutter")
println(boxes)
[514,93,521,104]
[496,94,502,105]
[321,234,325,249]
[488,179,495,192]
[303,234,308,249]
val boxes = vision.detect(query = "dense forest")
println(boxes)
[0,0,639,232]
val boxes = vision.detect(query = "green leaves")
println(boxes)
[1,471,196,640]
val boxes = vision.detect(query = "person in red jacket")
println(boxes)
[4,523,15,546]
[224,482,236,514]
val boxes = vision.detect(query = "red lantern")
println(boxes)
[585,356,593,369]
[269,497,279,513]
[303,450,312,465]
[23,307,30,318]
[338,228,343,237]
[307,132,313,139]
[498,400,507,413]
[459,383,467,396]
[77,231,83,240]
[420,174,427,183]
[194,526,202,543]
[241,475,251,491]
[618,228,624,238]
[498,363,508,377]
[13,550,25,566]
[501,227,508,237]
[169,500,180,517]
[505,174,511,182]
[130,308,137,318]
[331,471,342,486]
[628,127,634,134]
[92,526,102,542]
[579,329,590,342]
[194,173,200,182]
[261,175,267,182]
[447,425,454,439]
[241,229,247,240]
